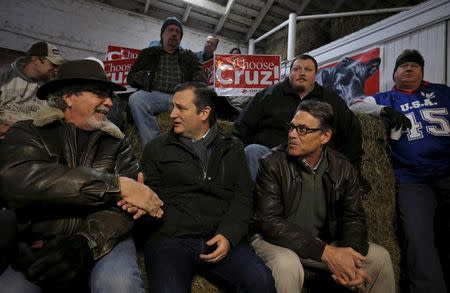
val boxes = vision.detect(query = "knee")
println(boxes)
[128,91,149,110]
[270,251,304,283]
[239,261,276,293]
[245,144,267,157]
[368,244,394,275]
[90,265,144,293]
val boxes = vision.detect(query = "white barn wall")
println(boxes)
[308,0,450,91]
[0,0,243,60]
[381,22,446,91]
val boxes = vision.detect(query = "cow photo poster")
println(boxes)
[214,54,281,96]
[316,47,381,106]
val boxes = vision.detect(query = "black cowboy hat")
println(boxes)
[36,59,126,99]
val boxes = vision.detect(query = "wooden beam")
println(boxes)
[182,4,192,22]
[296,0,312,14]
[245,0,275,41]
[144,0,151,14]
[214,0,236,34]
[181,0,225,15]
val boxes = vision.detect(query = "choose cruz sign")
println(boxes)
[104,45,141,87]
[214,54,281,96]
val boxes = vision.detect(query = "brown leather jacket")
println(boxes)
[0,107,139,259]
[255,146,368,261]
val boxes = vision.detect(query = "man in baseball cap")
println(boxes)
[0,59,164,291]
[0,41,66,138]
[27,41,65,66]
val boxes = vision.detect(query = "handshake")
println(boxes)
[117,172,164,220]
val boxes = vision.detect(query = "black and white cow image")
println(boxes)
[316,57,381,106]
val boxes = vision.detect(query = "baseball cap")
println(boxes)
[27,41,65,66]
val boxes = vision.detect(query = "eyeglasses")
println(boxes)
[286,122,322,136]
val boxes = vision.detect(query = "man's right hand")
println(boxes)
[381,107,412,130]
[118,172,164,218]
[321,245,367,286]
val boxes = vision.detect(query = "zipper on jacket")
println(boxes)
[64,124,77,168]
[81,131,102,167]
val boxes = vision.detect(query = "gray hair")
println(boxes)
[46,93,68,111]
[296,100,335,131]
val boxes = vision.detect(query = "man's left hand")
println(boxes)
[199,234,230,263]
[26,235,93,286]
[332,268,372,292]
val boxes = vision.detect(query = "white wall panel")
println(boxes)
[381,22,446,91]
[0,0,242,60]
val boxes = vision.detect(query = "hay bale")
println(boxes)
[357,113,400,291]
[192,276,221,293]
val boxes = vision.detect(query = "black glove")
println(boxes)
[26,235,93,287]
[11,242,36,273]
[381,107,412,130]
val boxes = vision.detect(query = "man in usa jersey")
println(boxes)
[351,49,449,293]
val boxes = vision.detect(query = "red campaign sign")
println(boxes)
[104,45,141,87]
[104,58,135,87]
[202,59,214,86]
[214,54,281,96]
[106,45,141,61]
[316,47,381,106]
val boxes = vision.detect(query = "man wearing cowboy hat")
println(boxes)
[0,59,164,292]
[127,16,206,149]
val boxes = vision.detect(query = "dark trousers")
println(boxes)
[397,175,449,293]
[144,237,276,293]
[0,209,16,274]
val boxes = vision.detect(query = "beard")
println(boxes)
[86,115,108,130]
[86,105,110,130]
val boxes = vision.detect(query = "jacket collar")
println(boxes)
[278,144,341,184]
[165,127,234,148]
[33,107,125,139]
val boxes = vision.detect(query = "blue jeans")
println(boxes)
[128,90,173,149]
[397,176,449,293]
[244,144,271,181]
[144,237,276,293]
[0,238,145,293]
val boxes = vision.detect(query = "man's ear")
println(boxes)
[321,129,332,145]
[200,106,211,122]
[63,94,73,108]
